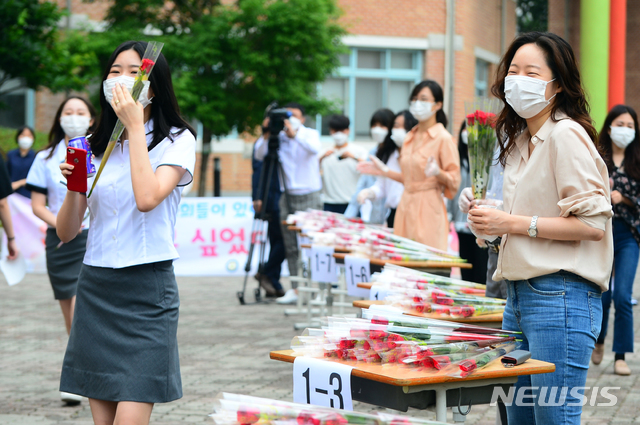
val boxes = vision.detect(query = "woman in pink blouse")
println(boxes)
[468,32,613,425]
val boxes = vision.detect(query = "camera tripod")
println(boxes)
[237,123,292,305]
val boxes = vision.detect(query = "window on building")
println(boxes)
[475,58,490,97]
[315,48,423,139]
[0,91,27,129]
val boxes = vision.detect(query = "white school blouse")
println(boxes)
[26,140,91,228]
[369,150,404,209]
[84,119,196,269]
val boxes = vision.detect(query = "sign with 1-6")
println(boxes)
[310,245,337,283]
[293,356,353,410]
[345,255,371,298]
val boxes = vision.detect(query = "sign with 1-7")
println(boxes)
[310,245,337,283]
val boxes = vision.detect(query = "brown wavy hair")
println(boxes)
[491,32,597,166]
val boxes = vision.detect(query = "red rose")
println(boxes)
[140,59,155,72]
[475,110,488,125]
[466,113,475,126]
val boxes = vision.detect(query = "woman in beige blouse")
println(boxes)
[358,80,460,251]
[468,33,613,425]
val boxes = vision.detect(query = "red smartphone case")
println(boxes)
[66,147,88,193]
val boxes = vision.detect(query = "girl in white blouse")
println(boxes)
[26,96,96,406]
[56,41,196,425]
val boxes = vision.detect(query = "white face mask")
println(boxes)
[504,75,557,119]
[60,115,91,139]
[18,137,34,150]
[610,126,636,149]
[461,130,468,145]
[390,128,407,147]
[288,116,302,131]
[410,100,436,122]
[370,126,388,143]
[331,131,348,146]
[103,75,153,108]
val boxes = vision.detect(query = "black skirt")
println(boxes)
[45,228,88,300]
[60,260,182,403]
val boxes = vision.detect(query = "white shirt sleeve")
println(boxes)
[25,151,48,194]
[158,129,197,187]
[370,177,386,200]
[254,136,268,161]
[290,127,321,155]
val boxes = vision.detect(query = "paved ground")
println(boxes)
[1,272,639,424]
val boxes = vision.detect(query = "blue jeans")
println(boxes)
[599,218,637,353]
[503,271,603,425]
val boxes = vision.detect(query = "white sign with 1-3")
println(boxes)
[310,245,337,283]
[345,255,371,297]
[369,285,391,301]
[293,356,353,410]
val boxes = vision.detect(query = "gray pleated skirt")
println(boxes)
[60,260,182,403]
[45,228,88,300]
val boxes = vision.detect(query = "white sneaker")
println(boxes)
[60,391,82,405]
[276,289,298,304]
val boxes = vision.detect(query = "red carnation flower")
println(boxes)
[466,113,475,126]
[140,59,155,72]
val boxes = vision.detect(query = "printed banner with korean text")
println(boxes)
[174,197,272,276]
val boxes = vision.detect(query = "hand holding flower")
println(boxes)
[467,206,512,238]
[111,83,144,132]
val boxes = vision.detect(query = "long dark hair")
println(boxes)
[44,96,97,160]
[409,80,448,128]
[599,104,640,180]
[491,32,597,166]
[398,109,418,132]
[458,120,468,171]
[90,40,196,156]
[371,108,396,163]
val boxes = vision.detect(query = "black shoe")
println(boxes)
[258,275,277,296]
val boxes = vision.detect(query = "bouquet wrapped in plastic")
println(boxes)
[290,313,519,373]
[285,210,465,264]
[211,392,449,425]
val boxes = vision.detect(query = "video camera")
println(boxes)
[265,102,292,151]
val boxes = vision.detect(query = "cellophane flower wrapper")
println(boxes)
[211,393,448,425]
[445,342,517,378]
[464,98,501,200]
[286,210,465,264]
[88,41,164,197]
[291,315,518,367]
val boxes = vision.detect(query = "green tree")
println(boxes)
[0,0,98,97]
[517,0,548,33]
[90,0,346,194]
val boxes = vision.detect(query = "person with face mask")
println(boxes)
[344,108,395,224]
[6,126,37,199]
[590,104,640,376]
[24,96,96,406]
[56,41,196,423]
[356,110,417,228]
[467,33,613,424]
[254,102,323,304]
[358,81,460,251]
[319,115,367,214]
[446,120,488,284]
